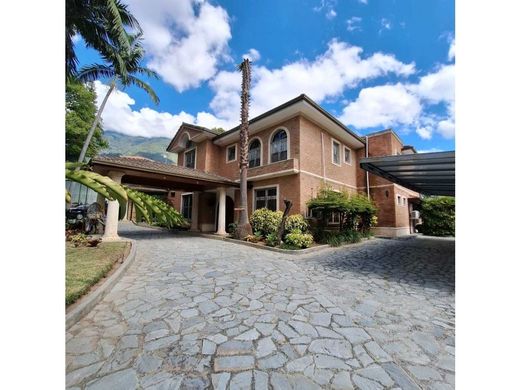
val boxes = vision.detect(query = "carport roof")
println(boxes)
[91,155,238,190]
[360,151,455,196]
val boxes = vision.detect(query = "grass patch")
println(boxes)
[66,241,130,306]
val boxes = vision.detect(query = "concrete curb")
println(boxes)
[66,239,137,330]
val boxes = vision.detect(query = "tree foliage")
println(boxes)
[418,196,455,237]
[65,163,187,229]
[66,82,108,161]
[307,185,378,233]
[66,0,141,79]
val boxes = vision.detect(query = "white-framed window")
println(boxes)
[181,193,193,220]
[328,211,341,224]
[332,139,341,166]
[226,144,237,163]
[403,197,407,206]
[344,146,352,165]
[397,195,401,205]
[270,129,288,163]
[249,138,261,168]
[184,141,196,169]
[254,186,278,211]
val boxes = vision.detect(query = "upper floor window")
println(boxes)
[249,139,261,168]
[226,144,236,163]
[332,139,341,166]
[344,146,352,165]
[184,147,196,169]
[397,195,401,205]
[270,129,288,163]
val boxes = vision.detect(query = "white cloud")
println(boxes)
[418,148,443,153]
[326,9,337,19]
[437,118,455,138]
[126,0,231,92]
[205,40,415,126]
[94,81,195,138]
[340,83,422,128]
[380,18,392,32]
[416,126,433,140]
[411,64,454,104]
[448,39,455,61]
[341,64,455,139]
[346,17,362,32]
[242,48,261,62]
[358,0,368,4]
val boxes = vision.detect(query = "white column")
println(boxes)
[103,171,124,241]
[216,187,227,235]
[190,192,200,231]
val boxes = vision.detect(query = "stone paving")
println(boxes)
[66,223,455,389]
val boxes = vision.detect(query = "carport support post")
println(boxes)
[190,192,200,232]
[103,171,125,241]
[216,187,227,235]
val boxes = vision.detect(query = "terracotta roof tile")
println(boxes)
[92,155,237,185]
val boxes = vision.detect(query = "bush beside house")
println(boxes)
[417,196,455,236]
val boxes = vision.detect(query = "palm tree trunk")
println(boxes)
[77,79,116,163]
[237,59,252,238]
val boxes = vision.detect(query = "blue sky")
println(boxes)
[75,0,454,152]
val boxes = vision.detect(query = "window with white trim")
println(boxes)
[332,140,341,165]
[254,187,277,211]
[270,129,288,163]
[397,195,401,205]
[226,144,236,163]
[328,211,341,224]
[249,139,261,168]
[344,146,352,165]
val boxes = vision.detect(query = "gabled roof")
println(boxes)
[166,123,220,152]
[213,94,365,147]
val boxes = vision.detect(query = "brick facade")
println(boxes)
[166,107,419,236]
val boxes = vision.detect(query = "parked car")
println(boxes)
[66,203,105,233]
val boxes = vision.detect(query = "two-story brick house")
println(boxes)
[163,94,419,237]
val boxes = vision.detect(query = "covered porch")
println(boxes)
[91,156,239,241]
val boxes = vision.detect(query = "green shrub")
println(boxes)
[265,233,279,247]
[418,196,455,236]
[284,230,314,249]
[285,214,309,234]
[69,233,89,247]
[251,208,283,237]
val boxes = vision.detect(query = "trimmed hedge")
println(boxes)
[418,196,455,237]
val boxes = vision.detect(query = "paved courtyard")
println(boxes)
[66,223,455,390]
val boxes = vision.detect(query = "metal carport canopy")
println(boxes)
[360,151,455,196]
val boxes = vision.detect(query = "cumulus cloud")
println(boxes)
[242,48,261,62]
[126,0,231,92]
[418,148,443,153]
[448,39,455,61]
[93,81,239,138]
[341,64,455,139]
[346,17,362,32]
[340,84,422,128]
[326,9,337,19]
[416,126,433,140]
[205,39,415,126]
[380,18,392,32]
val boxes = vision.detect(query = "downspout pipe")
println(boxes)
[365,136,370,199]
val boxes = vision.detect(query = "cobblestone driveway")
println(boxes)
[66,223,454,390]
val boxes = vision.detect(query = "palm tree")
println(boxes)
[236,59,253,238]
[66,0,141,79]
[76,32,159,163]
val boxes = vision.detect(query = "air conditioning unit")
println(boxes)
[410,210,420,219]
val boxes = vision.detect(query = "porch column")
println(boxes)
[103,170,125,241]
[190,192,200,232]
[216,187,227,235]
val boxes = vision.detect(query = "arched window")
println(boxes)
[270,129,288,163]
[249,139,261,168]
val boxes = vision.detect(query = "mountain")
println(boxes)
[101,131,178,164]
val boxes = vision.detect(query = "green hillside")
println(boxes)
[101,131,178,164]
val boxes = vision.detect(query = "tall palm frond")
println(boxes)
[77,64,117,82]
[126,76,160,104]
